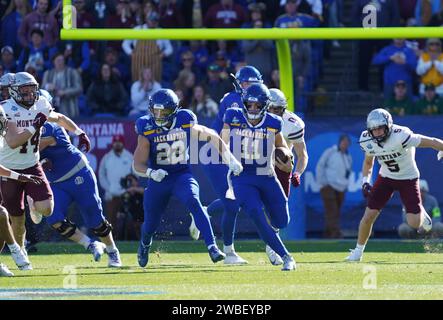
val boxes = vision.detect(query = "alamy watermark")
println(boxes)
[63,265,78,289]
[362,4,377,28]
[362,265,377,290]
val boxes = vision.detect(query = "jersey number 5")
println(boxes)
[19,131,40,154]
[384,160,400,172]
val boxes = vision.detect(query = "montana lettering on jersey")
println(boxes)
[359,124,422,180]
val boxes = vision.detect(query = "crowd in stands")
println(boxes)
[2,0,443,118]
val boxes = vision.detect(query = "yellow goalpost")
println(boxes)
[61,0,443,112]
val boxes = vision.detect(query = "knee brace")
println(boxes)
[91,220,113,237]
[53,219,77,238]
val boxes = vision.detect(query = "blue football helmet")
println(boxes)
[233,66,263,93]
[148,89,179,127]
[242,83,271,120]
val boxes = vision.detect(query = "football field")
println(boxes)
[1,240,443,300]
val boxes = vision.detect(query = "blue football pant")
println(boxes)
[46,166,105,229]
[232,174,290,257]
[141,172,216,247]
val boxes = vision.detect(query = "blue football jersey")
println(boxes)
[40,122,85,183]
[223,108,283,174]
[135,109,197,174]
[211,91,243,134]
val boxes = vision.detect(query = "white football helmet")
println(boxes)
[9,72,39,108]
[0,73,14,101]
[366,108,393,143]
[268,88,287,116]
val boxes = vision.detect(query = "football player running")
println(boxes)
[133,89,243,268]
[190,66,263,265]
[222,83,296,271]
[0,101,42,275]
[0,72,91,261]
[346,108,443,262]
[38,90,122,267]
[265,88,308,266]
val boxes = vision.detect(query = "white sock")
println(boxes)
[106,244,118,253]
[78,234,91,249]
[356,244,365,251]
[223,244,234,253]
[7,243,20,253]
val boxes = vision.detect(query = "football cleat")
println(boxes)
[87,241,106,262]
[11,247,31,270]
[106,249,122,268]
[189,213,200,241]
[420,211,433,233]
[0,263,14,277]
[281,255,296,271]
[208,246,226,263]
[137,241,151,268]
[345,248,363,262]
[27,195,42,224]
[224,251,248,265]
[266,245,283,266]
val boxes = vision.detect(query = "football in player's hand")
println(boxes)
[274,147,290,163]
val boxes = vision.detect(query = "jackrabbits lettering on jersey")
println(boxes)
[135,109,197,174]
[359,124,422,180]
[224,107,282,173]
[0,95,53,169]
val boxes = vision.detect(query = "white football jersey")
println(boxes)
[359,124,422,180]
[0,96,53,170]
[281,110,305,147]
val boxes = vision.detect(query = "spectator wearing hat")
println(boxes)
[98,135,134,240]
[129,66,161,117]
[398,179,443,239]
[203,63,232,103]
[414,83,443,115]
[17,29,54,77]
[1,46,17,74]
[86,63,129,116]
[316,134,353,239]
[204,0,247,29]
[42,52,83,118]
[1,0,32,52]
[384,80,416,116]
[372,39,417,99]
[417,38,443,96]
[122,10,173,84]
[18,0,59,48]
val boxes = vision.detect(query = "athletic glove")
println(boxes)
[78,132,91,153]
[362,182,372,199]
[291,172,301,188]
[146,168,168,182]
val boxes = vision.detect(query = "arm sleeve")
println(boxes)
[41,123,55,139]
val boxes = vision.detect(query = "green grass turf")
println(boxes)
[1,240,443,300]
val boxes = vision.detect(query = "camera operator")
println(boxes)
[119,174,144,240]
